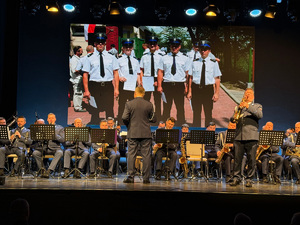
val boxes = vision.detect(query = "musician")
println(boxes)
[230,88,263,187]
[89,119,120,178]
[255,122,283,184]
[62,118,90,178]
[0,116,32,176]
[215,122,236,182]
[176,123,189,174]
[154,117,178,180]
[107,117,115,129]
[158,121,165,129]
[282,127,294,179]
[32,113,64,178]
[284,122,300,184]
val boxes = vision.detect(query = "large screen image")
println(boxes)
[68,24,255,128]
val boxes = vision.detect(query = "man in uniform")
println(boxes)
[187,41,222,127]
[284,122,300,184]
[70,45,86,112]
[230,88,263,187]
[0,116,32,176]
[140,36,164,122]
[187,41,219,61]
[117,39,141,124]
[157,38,192,125]
[62,118,90,178]
[82,33,119,124]
[32,113,64,178]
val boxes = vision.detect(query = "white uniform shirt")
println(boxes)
[118,55,140,86]
[69,55,81,83]
[189,56,222,85]
[82,50,119,82]
[157,52,192,82]
[140,50,163,77]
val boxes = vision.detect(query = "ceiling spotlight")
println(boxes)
[287,0,300,22]
[203,3,220,17]
[155,0,171,21]
[21,0,41,16]
[249,9,262,17]
[63,4,75,12]
[46,0,59,12]
[108,1,122,15]
[125,6,137,14]
[185,8,197,16]
[90,3,106,19]
[224,0,240,22]
[248,0,263,18]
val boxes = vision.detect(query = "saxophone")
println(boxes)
[232,97,246,123]
[285,134,300,157]
[152,143,162,155]
[255,145,270,160]
[215,144,230,164]
[179,134,188,178]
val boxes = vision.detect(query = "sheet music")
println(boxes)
[123,76,137,91]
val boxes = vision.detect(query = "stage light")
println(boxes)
[249,9,262,17]
[248,0,263,18]
[125,6,137,14]
[203,3,220,17]
[108,1,122,15]
[63,4,75,12]
[46,0,59,12]
[185,8,197,16]
[155,0,171,21]
[287,0,300,22]
[223,0,240,23]
[21,0,41,16]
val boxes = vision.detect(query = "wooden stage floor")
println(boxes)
[1,174,300,225]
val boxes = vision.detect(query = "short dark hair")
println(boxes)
[17,116,26,121]
[73,46,82,55]
[111,44,115,47]
[107,117,114,121]
[0,117,5,121]
[166,117,176,123]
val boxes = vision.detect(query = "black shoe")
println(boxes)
[245,180,253,187]
[262,175,268,183]
[88,173,96,178]
[62,169,70,179]
[225,176,232,183]
[107,171,113,178]
[123,176,134,183]
[0,168,4,176]
[155,171,161,180]
[43,170,51,179]
[9,170,16,177]
[274,175,281,184]
[295,179,300,184]
[74,109,87,112]
[229,179,240,186]
[74,170,81,179]
[143,179,150,184]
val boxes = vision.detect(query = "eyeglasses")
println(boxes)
[200,47,210,51]
[96,42,105,45]
[170,44,180,48]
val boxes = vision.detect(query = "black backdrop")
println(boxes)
[0,0,300,130]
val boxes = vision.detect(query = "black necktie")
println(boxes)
[99,52,105,77]
[200,59,205,87]
[128,56,133,75]
[194,52,197,60]
[151,53,155,77]
[171,54,176,75]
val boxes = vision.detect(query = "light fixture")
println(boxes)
[287,0,300,22]
[90,2,106,19]
[250,9,262,17]
[185,8,197,16]
[63,1,77,13]
[224,0,240,22]
[108,1,122,15]
[155,0,171,21]
[21,0,41,16]
[124,0,137,15]
[248,0,263,17]
[46,0,59,12]
[125,6,136,14]
[203,2,220,17]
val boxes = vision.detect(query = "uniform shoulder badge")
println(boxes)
[193,58,200,61]
[87,53,93,57]
[158,53,164,56]
[108,52,113,55]
[210,59,217,62]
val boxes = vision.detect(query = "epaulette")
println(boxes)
[108,52,113,55]
[143,52,148,55]
[158,53,164,56]
[193,58,200,61]
[210,58,217,62]
[133,56,137,59]
[118,55,123,58]
[88,53,93,57]
[182,52,188,56]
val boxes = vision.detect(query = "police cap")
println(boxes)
[122,39,134,47]
[169,37,182,45]
[146,36,159,44]
[95,33,107,43]
[200,40,211,49]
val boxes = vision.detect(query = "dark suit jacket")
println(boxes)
[122,97,156,139]
[231,102,263,141]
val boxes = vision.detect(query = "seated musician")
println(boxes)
[62,118,90,178]
[0,116,32,176]
[154,117,178,180]
[89,119,120,178]
[176,123,189,175]
[283,122,300,184]
[282,127,294,179]
[0,117,10,176]
[32,113,64,178]
[215,122,236,182]
[255,122,283,184]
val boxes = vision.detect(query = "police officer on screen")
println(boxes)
[187,41,218,62]
[140,36,164,122]
[157,37,192,125]
[82,33,120,124]
[117,39,141,124]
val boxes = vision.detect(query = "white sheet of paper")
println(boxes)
[142,76,155,92]
[190,99,193,111]
[89,96,97,108]
[123,76,137,91]
[161,92,167,103]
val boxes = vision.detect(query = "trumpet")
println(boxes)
[232,97,246,123]
[255,145,270,160]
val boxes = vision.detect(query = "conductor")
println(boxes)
[122,86,156,183]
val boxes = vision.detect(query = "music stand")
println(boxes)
[258,130,284,184]
[64,127,90,178]
[190,130,215,182]
[90,129,116,178]
[30,124,55,178]
[0,125,9,175]
[155,129,179,181]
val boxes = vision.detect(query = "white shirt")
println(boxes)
[157,51,192,82]
[82,50,119,82]
[69,55,81,83]
[140,50,163,77]
[118,54,140,83]
[189,56,222,85]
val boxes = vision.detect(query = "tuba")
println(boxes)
[232,97,246,123]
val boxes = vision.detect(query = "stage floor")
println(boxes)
[1,174,300,196]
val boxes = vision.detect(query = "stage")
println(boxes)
[1,174,300,225]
